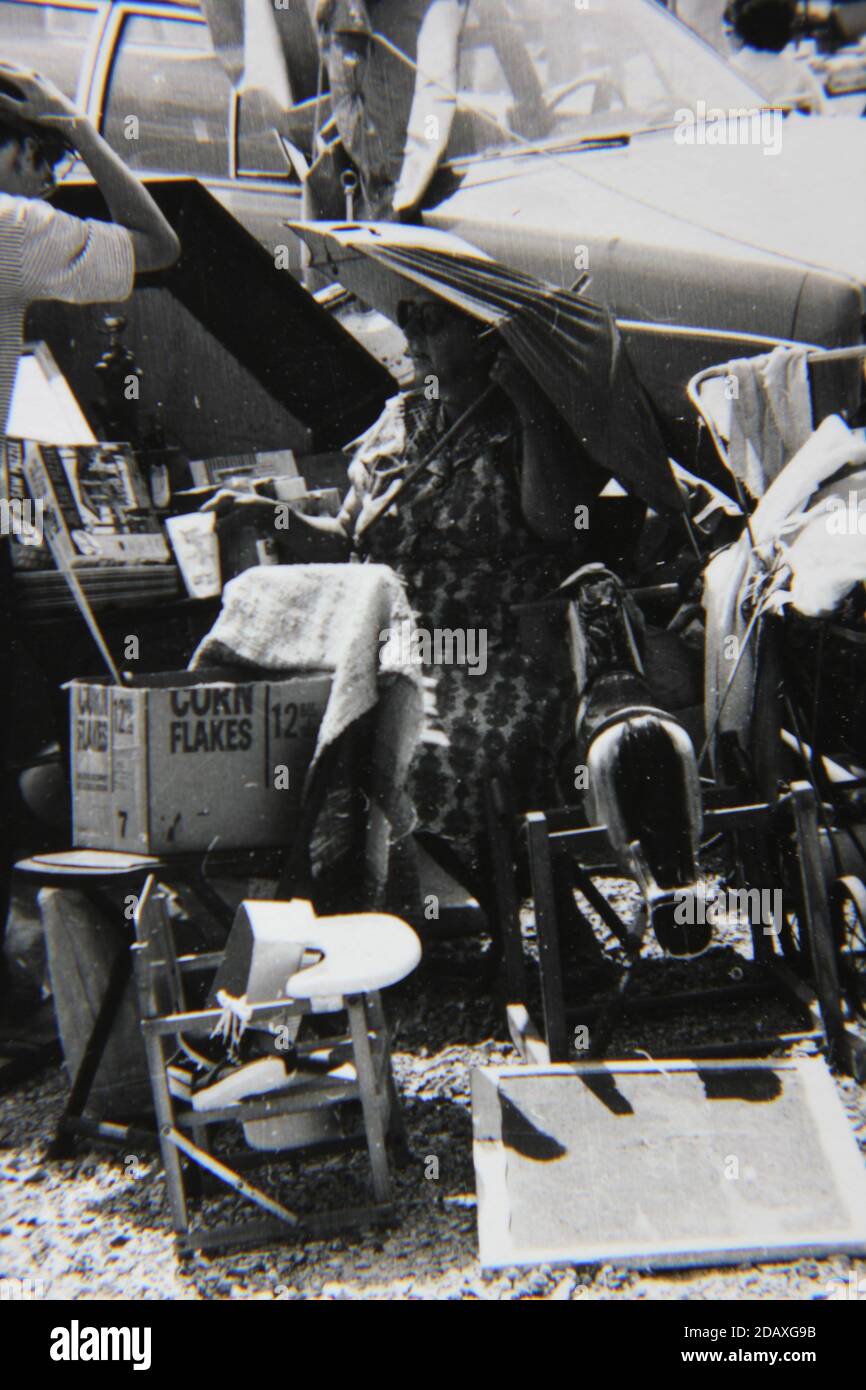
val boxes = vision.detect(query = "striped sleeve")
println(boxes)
[18,198,134,306]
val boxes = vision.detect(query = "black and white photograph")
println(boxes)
[1,0,865,1336]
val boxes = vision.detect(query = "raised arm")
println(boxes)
[0,62,180,273]
[490,353,606,544]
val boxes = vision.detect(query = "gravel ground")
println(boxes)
[2,881,865,1302]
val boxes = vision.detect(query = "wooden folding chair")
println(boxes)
[132,875,420,1255]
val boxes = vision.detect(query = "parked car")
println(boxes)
[5,0,865,472]
[0,0,311,265]
[419,0,866,467]
[663,0,866,114]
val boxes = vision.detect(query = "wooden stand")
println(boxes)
[492,781,865,1077]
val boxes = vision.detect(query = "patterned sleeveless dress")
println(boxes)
[350,390,581,873]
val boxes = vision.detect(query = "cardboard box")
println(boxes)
[68,669,331,854]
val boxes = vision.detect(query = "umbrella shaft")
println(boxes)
[359,384,497,540]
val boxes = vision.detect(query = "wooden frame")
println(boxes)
[472,1056,866,1271]
[491,780,864,1077]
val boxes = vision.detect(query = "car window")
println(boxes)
[0,1,99,100]
[102,12,231,177]
[237,123,291,178]
[456,0,766,148]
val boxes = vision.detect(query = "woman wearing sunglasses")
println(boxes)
[284,293,605,896]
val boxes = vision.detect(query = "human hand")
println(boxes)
[0,62,80,139]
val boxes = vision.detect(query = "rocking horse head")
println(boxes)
[563,565,707,957]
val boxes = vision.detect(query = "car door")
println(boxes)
[90,1,303,266]
[0,0,109,105]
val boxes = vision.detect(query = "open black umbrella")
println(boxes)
[290,220,683,514]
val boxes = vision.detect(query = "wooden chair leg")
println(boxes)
[789,782,852,1073]
[527,812,570,1063]
[347,995,391,1205]
[484,777,527,1001]
[141,1027,189,1238]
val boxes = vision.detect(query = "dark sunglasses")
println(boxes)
[397,301,457,336]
